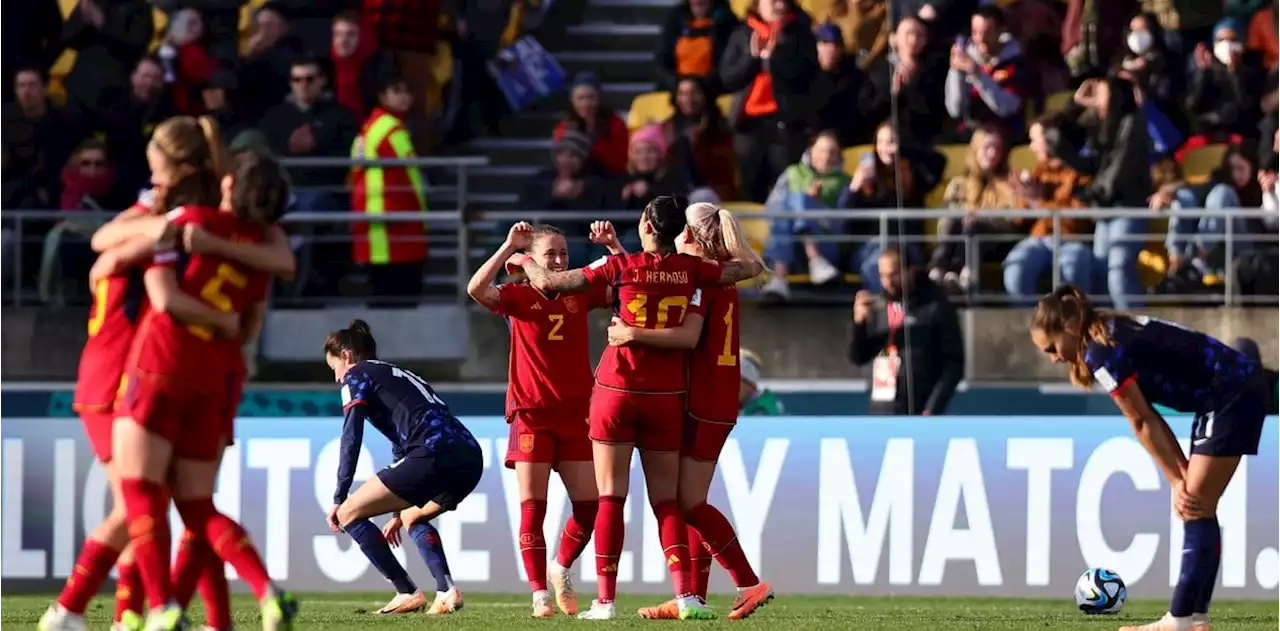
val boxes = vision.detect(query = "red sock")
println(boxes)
[171,529,211,608]
[594,495,625,604]
[115,560,144,621]
[120,479,173,609]
[686,502,758,588]
[653,500,692,597]
[687,525,712,600]
[519,499,548,591]
[556,500,597,568]
[56,539,121,614]
[197,555,231,631]
[175,498,273,600]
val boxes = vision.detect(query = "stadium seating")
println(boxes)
[626,91,734,131]
[1182,143,1228,184]
[1008,145,1037,174]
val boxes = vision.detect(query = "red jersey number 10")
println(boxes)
[625,294,689,329]
[190,263,248,340]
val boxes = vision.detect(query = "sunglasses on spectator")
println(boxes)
[79,159,106,168]
[291,74,319,84]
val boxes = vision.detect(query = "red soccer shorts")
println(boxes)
[588,386,684,452]
[504,408,593,469]
[119,371,230,461]
[79,409,115,463]
[682,413,736,462]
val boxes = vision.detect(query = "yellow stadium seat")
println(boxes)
[627,92,675,131]
[1182,144,1228,185]
[731,0,752,18]
[799,0,835,22]
[715,94,734,119]
[926,144,971,208]
[722,201,769,254]
[1008,145,1037,174]
[1137,248,1168,288]
[1042,90,1074,115]
[841,145,874,176]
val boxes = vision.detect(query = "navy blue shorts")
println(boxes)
[1190,373,1269,457]
[377,449,484,511]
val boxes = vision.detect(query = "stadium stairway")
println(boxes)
[464,0,675,212]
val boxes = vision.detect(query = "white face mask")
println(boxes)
[1214,39,1243,65]
[1126,30,1153,55]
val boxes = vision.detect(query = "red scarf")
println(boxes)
[173,42,218,114]
[332,19,378,118]
[60,164,115,211]
[743,13,792,118]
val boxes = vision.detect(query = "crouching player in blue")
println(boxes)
[1031,285,1268,631]
[322,319,484,616]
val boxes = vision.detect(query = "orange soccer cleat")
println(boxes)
[376,591,426,614]
[425,587,464,615]
[636,599,681,620]
[728,582,774,621]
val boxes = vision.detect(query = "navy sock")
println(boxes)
[1171,517,1221,617]
[344,518,417,594]
[409,521,454,593]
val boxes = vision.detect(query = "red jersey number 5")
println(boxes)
[189,263,248,340]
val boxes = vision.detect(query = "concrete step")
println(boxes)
[556,50,659,84]
[563,22,663,52]
[469,165,542,195]
[500,110,563,138]
[466,137,557,168]
[542,80,656,112]
[581,0,678,25]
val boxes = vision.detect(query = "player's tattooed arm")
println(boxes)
[142,267,240,339]
[609,314,704,349]
[718,259,764,285]
[470,222,534,310]
[90,210,170,253]
[184,224,297,281]
[522,261,591,293]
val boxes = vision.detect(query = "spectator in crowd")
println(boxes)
[553,73,631,176]
[330,11,391,121]
[149,0,244,62]
[261,54,359,212]
[351,75,430,304]
[739,349,785,415]
[445,0,516,146]
[46,140,122,301]
[2,67,81,211]
[762,130,852,301]
[812,22,864,147]
[825,0,888,70]
[944,5,1031,142]
[655,0,740,93]
[845,121,943,289]
[1055,76,1152,308]
[720,0,818,202]
[201,68,248,142]
[930,125,1021,294]
[1166,143,1264,279]
[239,3,306,121]
[1235,136,1279,295]
[113,57,178,195]
[903,0,977,42]
[61,0,154,131]
[2,0,64,103]
[159,8,219,115]
[1184,18,1265,143]
[518,130,611,259]
[663,76,740,201]
[861,15,947,147]
[1142,0,1223,65]
[59,139,120,212]
[1002,115,1095,300]
[1061,0,1138,81]
[618,124,691,210]
[1000,0,1068,95]
[1114,12,1183,132]
[849,246,964,416]
[1246,0,1278,72]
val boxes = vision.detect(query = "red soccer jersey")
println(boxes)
[686,283,741,423]
[581,251,722,393]
[492,281,610,420]
[129,206,269,390]
[73,193,158,412]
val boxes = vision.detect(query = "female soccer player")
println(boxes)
[113,117,296,631]
[467,222,608,617]
[600,203,774,620]
[1030,284,1269,631]
[507,195,763,620]
[323,320,484,617]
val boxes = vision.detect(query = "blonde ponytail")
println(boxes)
[717,208,763,270]
[197,116,225,175]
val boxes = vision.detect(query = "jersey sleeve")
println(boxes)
[334,371,371,504]
[1085,340,1137,396]
[493,283,532,317]
[686,285,711,318]
[581,254,624,287]
[588,279,612,310]
[693,258,723,285]
[149,207,199,269]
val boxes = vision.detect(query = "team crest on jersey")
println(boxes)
[564,296,580,314]
[519,433,535,453]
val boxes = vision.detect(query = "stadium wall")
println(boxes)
[3,416,1276,599]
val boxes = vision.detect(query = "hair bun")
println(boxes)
[348,319,372,334]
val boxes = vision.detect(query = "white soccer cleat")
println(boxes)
[531,590,554,618]
[547,560,579,615]
[577,600,617,620]
[376,591,426,614]
[1118,612,1203,631]
[38,604,89,631]
[425,587,464,615]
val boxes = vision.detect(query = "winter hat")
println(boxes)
[554,130,592,159]
[629,124,668,155]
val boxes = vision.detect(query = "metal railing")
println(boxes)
[275,156,489,212]
[3,206,1276,307]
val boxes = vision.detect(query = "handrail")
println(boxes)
[481,208,1279,220]
[277,156,490,168]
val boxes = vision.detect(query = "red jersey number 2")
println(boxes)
[188,263,248,340]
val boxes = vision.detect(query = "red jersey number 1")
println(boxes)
[717,302,736,367]
[190,263,248,340]
[625,294,689,329]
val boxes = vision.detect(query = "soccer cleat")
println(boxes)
[425,587,463,615]
[637,599,680,620]
[1191,613,1211,630]
[576,600,616,620]
[1118,613,1202,631]
[728,582,775,621]
[113,610,145,631]
[376,591,426,614]
[531,591,554,618]
[259,591,299,631]
[547,561,579,615]
[38,604,89,631]
[141,605,187,631]
[677,596,716,620]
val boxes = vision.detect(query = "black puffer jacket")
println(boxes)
[718,10,818,130]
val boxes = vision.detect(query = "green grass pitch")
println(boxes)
[3,593,1277,630]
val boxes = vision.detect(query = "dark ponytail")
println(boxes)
[323,319,377,361]
[228,149,291,224]
[642,195,687,249]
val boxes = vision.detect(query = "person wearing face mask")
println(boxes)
[1184,18,1265,143]
[1114,13,1182,131]
[849,246,964,416]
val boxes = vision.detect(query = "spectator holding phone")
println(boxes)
[944,6,1033,142]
